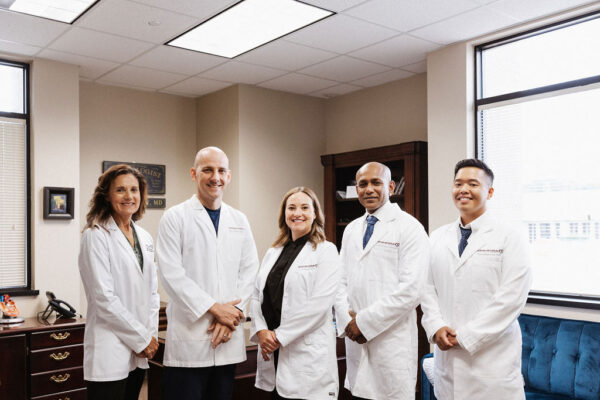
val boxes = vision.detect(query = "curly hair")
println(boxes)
[84,164,147,230]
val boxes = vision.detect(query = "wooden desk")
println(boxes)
[0,317,86,400]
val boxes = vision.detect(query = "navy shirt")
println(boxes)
[205,207,221,235]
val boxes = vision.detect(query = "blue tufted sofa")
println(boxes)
[420,314,600,400]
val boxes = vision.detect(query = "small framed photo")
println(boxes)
[43,187,74,220]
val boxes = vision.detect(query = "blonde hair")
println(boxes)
[272,187,326,249]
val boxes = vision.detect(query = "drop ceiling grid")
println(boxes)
[0,0,597,97]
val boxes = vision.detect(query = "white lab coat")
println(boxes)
[78,217,159,381]
[420,212,532,400]
[334,201,429,400]
[156,195,259,367]
[250,240,340,399]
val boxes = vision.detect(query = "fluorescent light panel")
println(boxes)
[2,0,96,24]
[167,0,334,58]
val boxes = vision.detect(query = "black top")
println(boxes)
[262,234,309,330]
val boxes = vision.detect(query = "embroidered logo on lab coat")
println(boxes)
[477,249,503,254]
[145,244,154,252]
[228,226,244,231]
[298,264,317,269]
[377,240,400,247]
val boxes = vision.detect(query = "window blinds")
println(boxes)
[0,117,27,288]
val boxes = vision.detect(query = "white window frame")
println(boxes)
[475,11,600,310]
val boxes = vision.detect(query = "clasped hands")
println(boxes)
[208,299,245,349]
[345,310,367,344]
[136,336,159,359]
[257,329,280,361]
[434,326,459,351]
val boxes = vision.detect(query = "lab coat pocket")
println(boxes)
[291,329,327,373]
[470,253,502,293]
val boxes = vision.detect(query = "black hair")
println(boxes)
[454,158,494,185]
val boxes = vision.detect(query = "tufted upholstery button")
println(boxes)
[552,349,557,355]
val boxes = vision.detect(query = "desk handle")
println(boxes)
[50,332,70,341]
[50,351,70,361]
[58,398,70,400]
[50,373,70,383]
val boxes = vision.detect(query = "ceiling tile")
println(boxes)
[286,14,399,53]
[410,7,519,44]
[302,0,369,12]
[310,83,363,98]
[49,27,155,62]
[351,68,414,87]
[401,60,427,73]
[487,0,598,22]
[160,76,232,96]
[129,0,238,19]
[350,34,440,67]
[0,39,41,57]
[258,73,338,95]
[344,0,479,32]
[129,45,225,75]
[76,0,198,44]
[237,40,337,71]
[299,55,390,81]
[98,65,187,89]
[37,49,120,79]
[0,9,69,47]
[199,61,287,84]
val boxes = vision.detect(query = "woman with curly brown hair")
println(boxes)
[79,164,159,400]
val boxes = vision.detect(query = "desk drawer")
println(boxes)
[31,345,84,373]
[31,388,86,400]
[31,328,84,350]
[30,367,84,398]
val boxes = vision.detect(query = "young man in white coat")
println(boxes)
[421,158,533,400]
[157,147,259,400]
[335,162,429,400]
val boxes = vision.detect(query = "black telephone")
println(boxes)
[41,291,77,320]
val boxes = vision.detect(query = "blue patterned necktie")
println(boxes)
[363,215,378,249]
[458,226,472,256]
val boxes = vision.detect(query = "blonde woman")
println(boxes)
[251,187,340,399]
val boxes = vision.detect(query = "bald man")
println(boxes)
[334,162,429,400]
[157,147,259,400]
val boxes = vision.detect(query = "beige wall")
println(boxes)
[196,85,240,208]
[19,59,81,318]
[238,85,326,258]
[325,73,427,154]
[196,84,326,258]
[79,82,197,238]
[79,82,197,304]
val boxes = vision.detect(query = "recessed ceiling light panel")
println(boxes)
[167,0,334,58]
[1,0,98,24]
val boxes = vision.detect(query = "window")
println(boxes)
[0,59,32,295]
[476,12,600,309]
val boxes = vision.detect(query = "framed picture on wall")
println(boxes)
[43,187,74,220]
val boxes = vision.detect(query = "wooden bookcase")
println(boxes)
[320,141,428,247]
[320,141,429,397]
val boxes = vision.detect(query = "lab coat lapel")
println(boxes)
[360,214,392,259]
[190,196,215,236]
[134,223,152,277]
[455,226,492,270]
[445,224,460,261]
[283,243,311,291]
[108,217,142,277]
